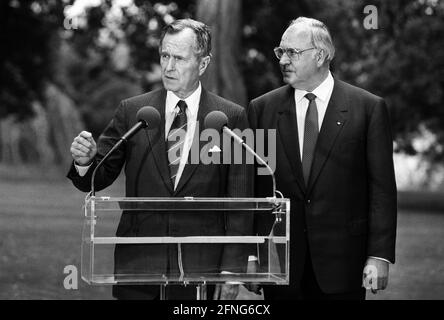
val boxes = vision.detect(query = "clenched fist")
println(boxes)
[70,131,97,166]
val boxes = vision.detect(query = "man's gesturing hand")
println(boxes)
[70,131,97,166]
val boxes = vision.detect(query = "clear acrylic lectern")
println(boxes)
[81,195,290,299]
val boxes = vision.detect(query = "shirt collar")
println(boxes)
[294,71,334,104]
[166,82,201,117]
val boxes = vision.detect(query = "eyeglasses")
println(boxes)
[273,47,317,60]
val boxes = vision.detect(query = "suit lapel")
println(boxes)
[144,89,175,193]
[174,89,214,195]
[277,85,306,195]
[306,80,348,194]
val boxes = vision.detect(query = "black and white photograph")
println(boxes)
[0,0,443,306]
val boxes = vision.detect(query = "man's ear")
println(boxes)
[199,55,211,76]
[316,49,326,67]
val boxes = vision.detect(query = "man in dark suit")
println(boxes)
[68,19,253,300]
[247,17,397,300]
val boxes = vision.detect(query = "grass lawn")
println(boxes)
[0,166,443,299]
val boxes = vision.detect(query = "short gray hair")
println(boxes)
[160,18,212,58]
[289,17,335,63]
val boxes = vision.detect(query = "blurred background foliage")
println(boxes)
[0,0,443,189]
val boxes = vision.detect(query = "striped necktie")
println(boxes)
[302,93,318,186]
[166,100,187,187]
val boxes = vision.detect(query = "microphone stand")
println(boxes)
[222,127,281,199]
[90,140,123,197]
[91,121,147,196]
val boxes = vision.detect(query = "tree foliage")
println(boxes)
[0,0,67,119]
[1,0,443,161]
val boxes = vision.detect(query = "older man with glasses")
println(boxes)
[247,17,397,300]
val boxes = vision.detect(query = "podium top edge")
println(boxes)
[85,196,290,203]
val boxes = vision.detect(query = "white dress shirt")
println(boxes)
[294,71,334,160]
[165,83,201,190]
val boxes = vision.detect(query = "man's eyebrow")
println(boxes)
[172,53,187,59]
[159,50,186,57]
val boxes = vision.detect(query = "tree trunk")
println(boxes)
[196,0,247,107]
[0,83,84,169]
[0,116,22,164]
[45,83,84,168]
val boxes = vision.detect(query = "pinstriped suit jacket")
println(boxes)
[67,87,253,298]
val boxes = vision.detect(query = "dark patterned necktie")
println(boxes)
[302,93,318,186]
[167,100,187,187]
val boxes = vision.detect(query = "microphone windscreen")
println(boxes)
[136,106,161,128]
[204,111,228,132]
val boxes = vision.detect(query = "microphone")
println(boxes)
[121,106,161,142]
[204,111,279,198]
[91,106,161,196]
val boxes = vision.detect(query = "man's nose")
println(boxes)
[279,53,290,66]
[165,56,176,71]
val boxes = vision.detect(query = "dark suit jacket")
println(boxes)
[247,79,397,294]
[67,87,253,298]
